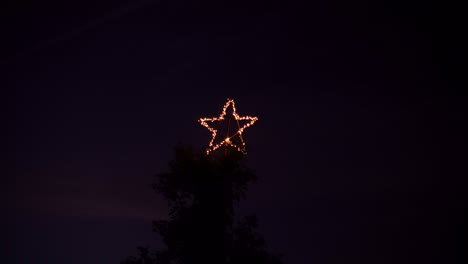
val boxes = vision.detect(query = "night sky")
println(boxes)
[4,1,463,264]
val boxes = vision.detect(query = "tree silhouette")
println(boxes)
[121,145,283,264]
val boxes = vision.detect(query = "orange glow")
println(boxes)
[199,98,258,155]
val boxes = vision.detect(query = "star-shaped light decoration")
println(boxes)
[199,98,258,155]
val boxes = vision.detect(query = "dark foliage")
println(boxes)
[122,145,282,264]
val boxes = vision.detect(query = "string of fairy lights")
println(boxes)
[199,98,258,155]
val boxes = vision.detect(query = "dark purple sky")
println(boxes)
[4,1,462,264]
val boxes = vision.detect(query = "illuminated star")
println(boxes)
[199,98,258,155]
